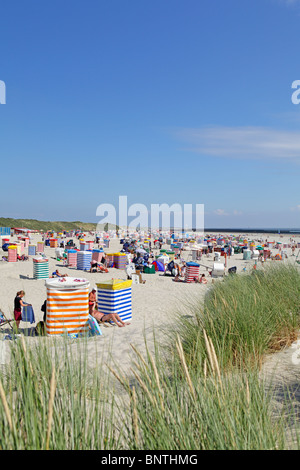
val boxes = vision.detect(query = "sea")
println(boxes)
[201,228,300,234]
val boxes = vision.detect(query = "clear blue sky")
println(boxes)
[1,0,300,228]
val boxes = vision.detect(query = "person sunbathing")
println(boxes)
[88,289,128,327]
[93,309,128,327]
[199,274,208,284]
[50,269,69,278]
[17,254,29,261]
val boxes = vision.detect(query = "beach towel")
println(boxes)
[87,314,102,336]
[22,305,35,324]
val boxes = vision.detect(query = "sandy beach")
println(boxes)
[1,231,300,379]
[1,230,300,450]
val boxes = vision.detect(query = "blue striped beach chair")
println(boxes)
[96,279,132,323]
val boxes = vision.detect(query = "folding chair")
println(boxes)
[0,309,14,330]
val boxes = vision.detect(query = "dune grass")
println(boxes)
[0,264,299,449]
[0,333,293,450]
[173,264,300,372]
[113,340,290,450]
[0,336,122,450]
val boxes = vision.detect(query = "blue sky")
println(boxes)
[1,0,300,228]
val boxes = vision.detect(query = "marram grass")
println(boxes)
[173,264,300,372]
[0,264,299,449]
[0,336,122,450]
[113,338,291,450]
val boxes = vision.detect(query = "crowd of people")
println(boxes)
[9,231,298,335]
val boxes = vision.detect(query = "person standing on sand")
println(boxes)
[14,290,31,330]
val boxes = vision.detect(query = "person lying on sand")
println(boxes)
[93,310,129,327]
[88,289,129,327]
[17,254,29,261]
[50,269,69,278]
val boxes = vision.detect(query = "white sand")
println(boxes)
[1,232,300,376]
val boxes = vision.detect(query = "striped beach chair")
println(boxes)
[77,251,92,271]
[45,278,90,335]
[33,257,49,279]
[67,249,77,268]
[185,262,200,283]
[28,245,36,256]
[114,253,127,269]
[96,279,132,323]
[8,246,17,262]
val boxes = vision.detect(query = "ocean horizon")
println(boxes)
[201,228,300,234]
